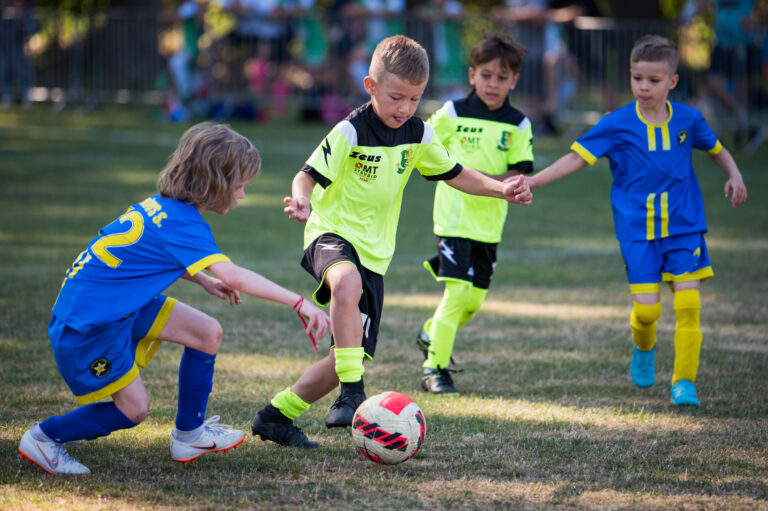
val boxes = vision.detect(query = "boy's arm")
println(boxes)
[446,167,532,205]
[207,261,332,339]
[709,147,748,207]
[181,270,242,305]
[283,170,318,222]
[525,151,588,190]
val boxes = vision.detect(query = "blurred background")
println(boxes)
[1,0,767,150]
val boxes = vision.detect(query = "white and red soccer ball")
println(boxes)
[351,391,426,465]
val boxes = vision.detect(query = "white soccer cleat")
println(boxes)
[171,415,246,465]
[18,424,91,475]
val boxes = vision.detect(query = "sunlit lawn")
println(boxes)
[1,104,766,510]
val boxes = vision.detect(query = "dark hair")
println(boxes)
[471,33,528,73]
[630,34,679,73]
[157,122,261,212]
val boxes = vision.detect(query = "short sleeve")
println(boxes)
[691,110,721,155]
[508,116,534,172]
[426,101,456,146]
[416,122,462,180]
[304,121,354,184]
[571,114,615,165]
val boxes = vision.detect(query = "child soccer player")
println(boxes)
[524,35,747,406]
[250,35,533,447]
[417,33,533,395]
[18,122,331,474]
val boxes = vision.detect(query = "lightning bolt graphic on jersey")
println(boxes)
[440,241,457,265]
[322,138,332,166]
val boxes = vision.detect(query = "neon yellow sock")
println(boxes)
[424,280,472,369]
[334,346,365,383]
[630,301,662,351]
[672,289,702,385]
[270,387,310,420]
[457,286,488,329]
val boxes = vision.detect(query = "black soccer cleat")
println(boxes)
[324,380,366,428]
[251,405,318,448]
[421,366,461,395]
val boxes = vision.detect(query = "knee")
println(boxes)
[197,317,223,354]
[631,301,662,326]
[329,272,362,310]
[117,395,150,424]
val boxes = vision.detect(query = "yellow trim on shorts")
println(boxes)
[135,297,178,368]
[630,282,662,294]
[663,266,714,283]
[570,142,597,165]
[313,260,358,307]
[75,365,139,405]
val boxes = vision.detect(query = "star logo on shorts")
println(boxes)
[89,358,112,379]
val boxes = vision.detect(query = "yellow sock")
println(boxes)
[630,301,662,351]
[424,280,472,369]
[270,387,310,420]
[334,346,365,383]
[457,286,488,330]
[672,289,702,385]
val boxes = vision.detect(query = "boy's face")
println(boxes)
[469,58,520,111]
[364,72,427,129]
[630,60,678,111]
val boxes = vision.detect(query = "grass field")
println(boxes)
[1,104,767,510]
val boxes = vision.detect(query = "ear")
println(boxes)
[509,72,521,91]
[363,76,376,95]
[468,66,476,86]
[669,73,679,90]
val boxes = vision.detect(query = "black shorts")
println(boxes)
[424,236,498,290]
[301,233,384,358]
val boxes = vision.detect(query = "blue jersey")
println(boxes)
[571,101,722,241]
[52,195,230,332]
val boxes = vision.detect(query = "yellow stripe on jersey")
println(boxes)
[661,191,669,238]
[646,193,656,240]
[570,142,597,165]
[646,124,656,151]
[707,140,723,155]
[636,101,673,152]
[661,124,670,150]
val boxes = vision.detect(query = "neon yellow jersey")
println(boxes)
[430,92,534,243]
[303,103,462,275]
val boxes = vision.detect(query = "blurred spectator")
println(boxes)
[416,0,466,102]
[0,0,36,109]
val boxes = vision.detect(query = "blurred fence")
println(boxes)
[1,7,766,139]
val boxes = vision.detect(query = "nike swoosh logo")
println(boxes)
[38,444,59,469]
[191,442,216,450]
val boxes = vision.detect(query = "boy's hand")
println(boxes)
[724,175,747,208]
[296,298,332,339]
[201,276,242,305]
[503,174,533,205]
[283,196,311,222]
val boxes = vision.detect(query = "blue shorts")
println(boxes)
[48,295,177,405]
[619,232,714,294]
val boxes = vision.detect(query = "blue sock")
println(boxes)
[39,402,137,443]
[175,347,216,431]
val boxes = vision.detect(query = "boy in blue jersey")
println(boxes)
[417,33,534,395]
[524,35,747,407]
[250,35,533,447]
[18,123,331,474]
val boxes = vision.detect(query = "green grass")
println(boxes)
[1,104,767,510]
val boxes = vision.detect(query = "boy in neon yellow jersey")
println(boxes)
[250,35,533,446]
[417,33,534,395]
[524,35,747,406]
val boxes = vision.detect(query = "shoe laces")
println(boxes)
[53,442,84,465]
[333,392,364,409]
[201,415,233,436]
[436,365,462,383]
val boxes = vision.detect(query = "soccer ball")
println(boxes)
[351,391,426,465]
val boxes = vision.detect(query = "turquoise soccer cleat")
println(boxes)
[670,379,700,407]
[630,345,656,388]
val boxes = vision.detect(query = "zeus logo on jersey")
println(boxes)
[349,151,382,163]
[456,125,483,133]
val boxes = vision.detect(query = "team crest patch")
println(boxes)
[677,130,688,146]
[90,358,112,378]
[396,149,412,174]
[496,131,513,151]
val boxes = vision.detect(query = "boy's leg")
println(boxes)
[159,301,245,463]
[670,282,702,407]
[629,292,662,388]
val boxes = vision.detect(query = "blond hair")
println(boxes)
[157,122,261,212]
[369,35,429,85]
[630,34,679,73]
